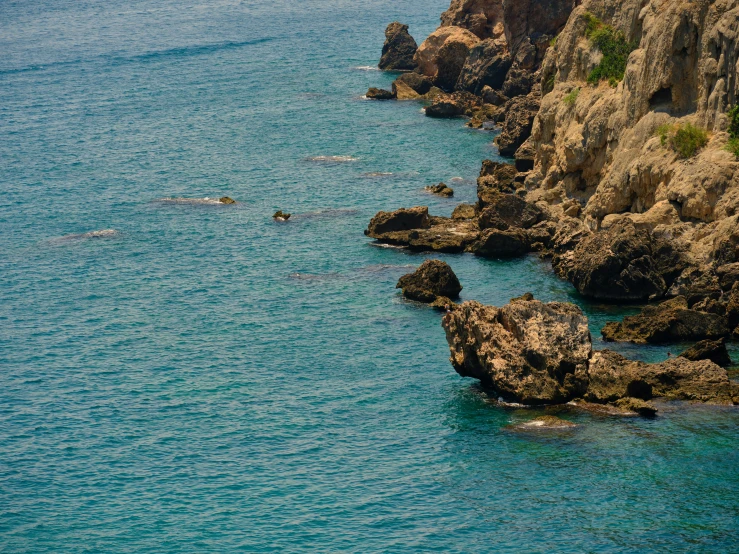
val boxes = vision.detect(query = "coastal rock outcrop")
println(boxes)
[425,91,481,118]
[426,183,454,197]
[679,338,732,367]
[414,26,480,91]
[601,296,730,344]
[495,94,540,157]
[443,296,739,405]
[442,297,592,404]
[273,210,291,221]
[379,22,418,71]
[396,260,462,303]
[553,220,686,302]
[366,87,395,100]
[392,72,434,99]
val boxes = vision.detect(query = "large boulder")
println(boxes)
[365,206,430,236]
[679,338,732,367]
[553,220,686,302]
[442,297,592,404]
[379,22,418,71]
[586,350,737,405]
[440,0,505,39]
[495,94,540,157]
[601,296,730,344]
[425,91,481,118]
[471,228,531,257]
[392,72,434,99]
[478,193,543,230]
[396,260,462,303]
[477,160,519,203]
[455,39,512,95]
[366,87,395,100]
[414,26,480,90]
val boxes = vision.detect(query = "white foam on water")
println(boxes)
[154,197,225,205]
[49,229,120,244]
[305,155,360,163]
[353,65,380,71]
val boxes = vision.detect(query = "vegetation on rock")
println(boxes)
[726,105,739,158]
[657,123,709,159]
[583,13,636,87]
[563,87,579,106]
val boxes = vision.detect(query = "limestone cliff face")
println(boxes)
[527,0,739,264]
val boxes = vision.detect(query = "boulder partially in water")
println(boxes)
[601,296,730,344]
[219,197,236,204]
[273,210,291,221]
[366,87,395,100]
[396,260,462,303]
[426,183,454,197]
[442,296,592,404]
[679,338,732,367]
[378,22,418,71]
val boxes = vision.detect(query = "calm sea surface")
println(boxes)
[1,1,738,551]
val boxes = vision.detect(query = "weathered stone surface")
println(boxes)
[514,138,536,172]
[666,267,723,307]
[452,203,477,220]
[397,260,462,303]
[392,72,433,99]
[442,298,592,404]
[471,227,531,257]
[586,350,737,405]
[613,397,658,417]
[219,197,236,204]
[478,193,543,230]
[425,91,481,118]
[365,206,430,236]
[602,296,730,344]
[426,183,454,197]
[379,22,418,71]
[414,26,480,90]
[679,338,732,367]
[366,87,395,100]
[554,220,685,302]
[455,39,512,95]
[495,94,540,157]
[477,160,519,202]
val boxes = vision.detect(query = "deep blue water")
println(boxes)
[1,1,738,552]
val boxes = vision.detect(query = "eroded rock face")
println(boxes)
[392,72,434,99]
[553,220,686,302]
[478,193,543,230]
[397,260,462,303]
[365,206,430,236]
[601,296,730,344]
[379,22,418,71]
[366,88,395,100]
[443,298,592,404]
[425,91,481,118]
[455,39,512,94]
[586,350,737,404]
[414,26,480,90]
[679,338,732,367]
[471,227,531,257]
[495,94,540,157]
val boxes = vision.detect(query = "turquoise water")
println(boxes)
[1,1,738,551]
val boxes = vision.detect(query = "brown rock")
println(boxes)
[365,206,430,236]
[396,260,462,303]
[273,210,291,221]
[471,227,531,257]
[379,22,418,71]
[495,94,540,157]
[452,204,477,220]
[679,338,732,367]
[455,39,512,94]
[414,26,480,89]
[426,183,454,197]
[478,193,543,230]
[366,87,395,100]
[219,197,236,204]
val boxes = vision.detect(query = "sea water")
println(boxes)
[1,0,738,551]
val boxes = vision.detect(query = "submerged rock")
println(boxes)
[601,296,730,344]
[219,197,236,204]
[273,210,291,221]
[366,87,395,100]
[510,415,577,430]
[396,260,462,303]
[426,183,454,197]
[379,22,418,71]
[679,338,732,367]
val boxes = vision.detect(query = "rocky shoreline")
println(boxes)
[365,0,739,414]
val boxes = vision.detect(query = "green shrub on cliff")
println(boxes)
[726,105,739,158]
[657,123,709,159]
[563,87,580,106]
[583,13,637,87]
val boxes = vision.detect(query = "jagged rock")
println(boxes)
[392,72,433,99]
[379,22,418,71]
[478,193,543,230]
[219,197,236,204]
[430,296,457,311]
[425,91,481,118]
[440,0,504,39]
[273,210,291,221]
[586,350,737,405]
[501,68,536,98]
[601,296,730,344]
[481,86,508,106]
[613,397,658,417]
[414,26,480,90]
[514,138,536,172]
[666,267,722,307]
[455,39,512,95]
[471,228,531,257]
[426,183,454,197]
[452,204,477,220]
[477,161,518,202]
[365,208,479,253]
[726,282,739,329]
[466,104,503,128]
[396,260,462,303]
[495,94,540,157]
[716,263,739,292]
[366,87,395,100]
[442,298,592,404]
[553,220,685,302]
[679,338,732,367]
